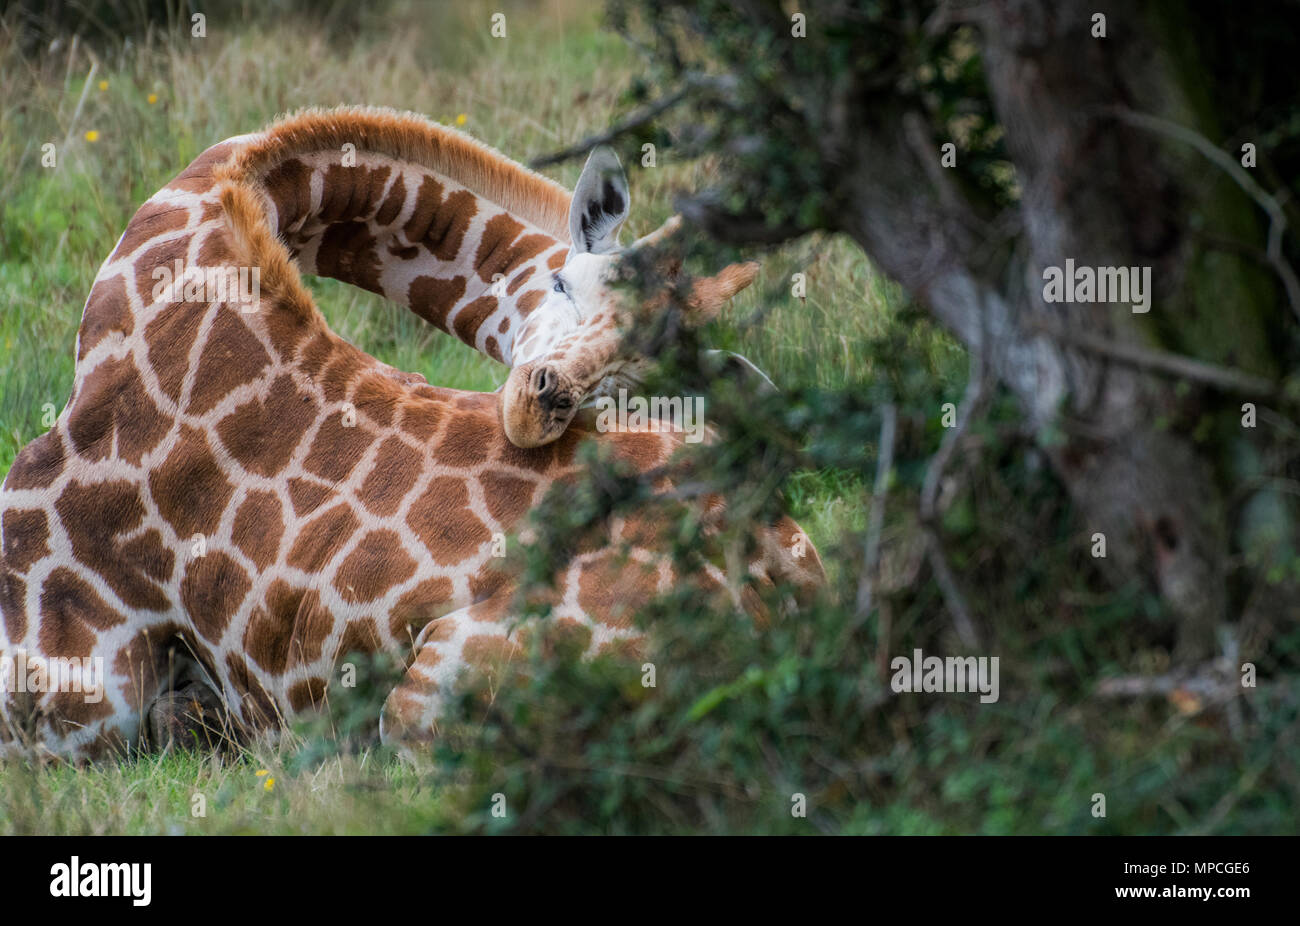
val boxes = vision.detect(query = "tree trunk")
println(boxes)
[826,0,1291,659]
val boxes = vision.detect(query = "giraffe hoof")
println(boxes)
[147,681,227,752]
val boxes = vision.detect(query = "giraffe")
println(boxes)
[0,107,824,761]
[166,106,762,403]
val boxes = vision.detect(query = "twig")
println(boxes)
[1107,105,1300,325]
[854,402,897,625]
[920,346,988,650]
[1028,315,1281,401]
[60,58,96,155]
[529,75,726,169]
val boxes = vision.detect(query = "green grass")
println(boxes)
[0,0,952,833]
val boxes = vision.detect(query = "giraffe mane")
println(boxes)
[212,104,574,323]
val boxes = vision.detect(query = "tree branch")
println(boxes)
[1107,105,1300,325]
[1027,315,1282,401]
[528,75,731,169]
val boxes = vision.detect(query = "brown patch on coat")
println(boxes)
[66,355,170,465]
[186,309,272,415]
[337,617,383,658]
[133,232,194,307]
[494,431,557,474]
[111,200,192,262]
[479,471,537,527]
[435,413,494,467]
[180,551,253,643]
[398,399,444,441]
[319,163,391,223]
[119,529,176,586]
[38,567,126,658]
[333,530,418,604]
[0,570,27,642]
[452,295,497,344]
[315,221,384,294]
[516,290,545,316]
[149,424,237,539]
[54,480,169,611]
[375,172,407,225]
[3,431,66,490]
[406,477,491,565]
[145,303,208,403]
[232,490,284,568]
[77,274,134,360]
[167,141,236,193]
[224,652,278,728]
[287,677,328,711]
[576,557,660,629]
[287,477,337,517]
[216,373,319,477]
[243,581,332,674]
[286,503,361,571]
[262,158,314,231]
[320,346,366,403]
[303,411,377,482]
[462,633,523,671]
[357,436,422,516]
[48,687,115,735]
[474,213,552,283]
[353,374,400,427]
[388,576,454,641]
[408,274,467,330]
[403,175,477,260]
[2,508,50,574]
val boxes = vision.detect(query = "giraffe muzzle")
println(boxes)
[501,361,581,448]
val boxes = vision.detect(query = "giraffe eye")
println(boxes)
[553,276,567,295]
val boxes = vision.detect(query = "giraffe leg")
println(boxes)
[380,597,525,748]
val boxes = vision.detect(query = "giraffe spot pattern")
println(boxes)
[149,424,237,539]
[217,374,319,477]
[406,477,491,566]
[2,508,51,574]
[55,480,170,611]
[231,490,285,568]
[333,530,418,604]
[66,355,170,466]
[180,551,252,643]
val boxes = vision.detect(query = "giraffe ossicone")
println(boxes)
[0,106,821,761]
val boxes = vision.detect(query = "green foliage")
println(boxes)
[2,0,1297,836]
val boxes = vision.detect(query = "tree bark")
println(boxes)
[822,1,1274,659]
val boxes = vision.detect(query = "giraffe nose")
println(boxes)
[531,365,557,401]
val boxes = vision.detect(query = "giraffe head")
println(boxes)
[500,147,758,448]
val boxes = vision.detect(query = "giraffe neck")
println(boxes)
[219,115,573,367]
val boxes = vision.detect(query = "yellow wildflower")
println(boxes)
[147,93,158,105]
[97,80,108,91]
[455,113,467,126]
[84,130,100,142]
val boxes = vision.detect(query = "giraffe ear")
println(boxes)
[569,146,629,255]
[686,261,760,322]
